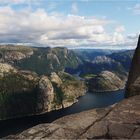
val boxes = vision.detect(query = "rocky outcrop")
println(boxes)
[92,55,115,64]
[7,95,140,139]
[50,72,62,86]
[52,72,86,109]
[88,71,125,92]
[126,35,140,97]
[0,63,16,76]
[0,66,86,120]
[0,45,33,63]
[37,76,55,112]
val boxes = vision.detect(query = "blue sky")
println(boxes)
[0,0,139,49]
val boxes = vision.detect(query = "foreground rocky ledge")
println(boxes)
[7,95,140,139]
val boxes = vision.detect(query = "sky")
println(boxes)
[0,0,139,49]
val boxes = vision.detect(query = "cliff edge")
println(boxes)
[126,35,140,97]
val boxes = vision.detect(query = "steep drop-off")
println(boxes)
[0,64,86,120]
[7,36,140,139]
[126,35,140,97]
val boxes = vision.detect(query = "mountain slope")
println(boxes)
[88,71,125,92]
[108,50,134,72]
[0,45,82,75]
[0,63,86,120]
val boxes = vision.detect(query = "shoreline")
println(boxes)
[0,90,87,121]
[88,87,125,93]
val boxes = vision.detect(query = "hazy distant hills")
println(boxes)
[73,49,118,61]
[67,49,134,91]
[108,50,134,72]
[69,49,134,76]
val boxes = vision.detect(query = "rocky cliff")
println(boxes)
[88,71,125,92]
[0,45,34,63]
[126,35,140,97]
[0,45,81,75]
[0,64,86,120]
[16,47,81,75]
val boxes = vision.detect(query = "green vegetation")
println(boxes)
[52,82,64,106]
[16,47,81,75]
[0,73,38,119]
[81,74,96,79]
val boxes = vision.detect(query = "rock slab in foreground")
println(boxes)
[7,95,140,139]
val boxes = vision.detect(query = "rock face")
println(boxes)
[126,35,140,97]
[88,71,125,92]
[92,55,115,64]
[0,45,33,63]
[0,68,39,120]
[38,76,54,112]
[0,63,16,76]
[8,95,140,139]
[16,47,82,75]
[50,72,62,86]
[0,66,86,120]
[0,45,81,75]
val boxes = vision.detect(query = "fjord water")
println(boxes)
[0,90,124,138]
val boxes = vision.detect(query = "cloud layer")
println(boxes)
[0,5,138,49]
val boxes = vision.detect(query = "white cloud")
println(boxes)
[115,25,125,33]
[0,6,137,49]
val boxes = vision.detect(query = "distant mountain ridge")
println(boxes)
[0,44,134,92]
[66,49,134,92]
[0,45,81,75]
